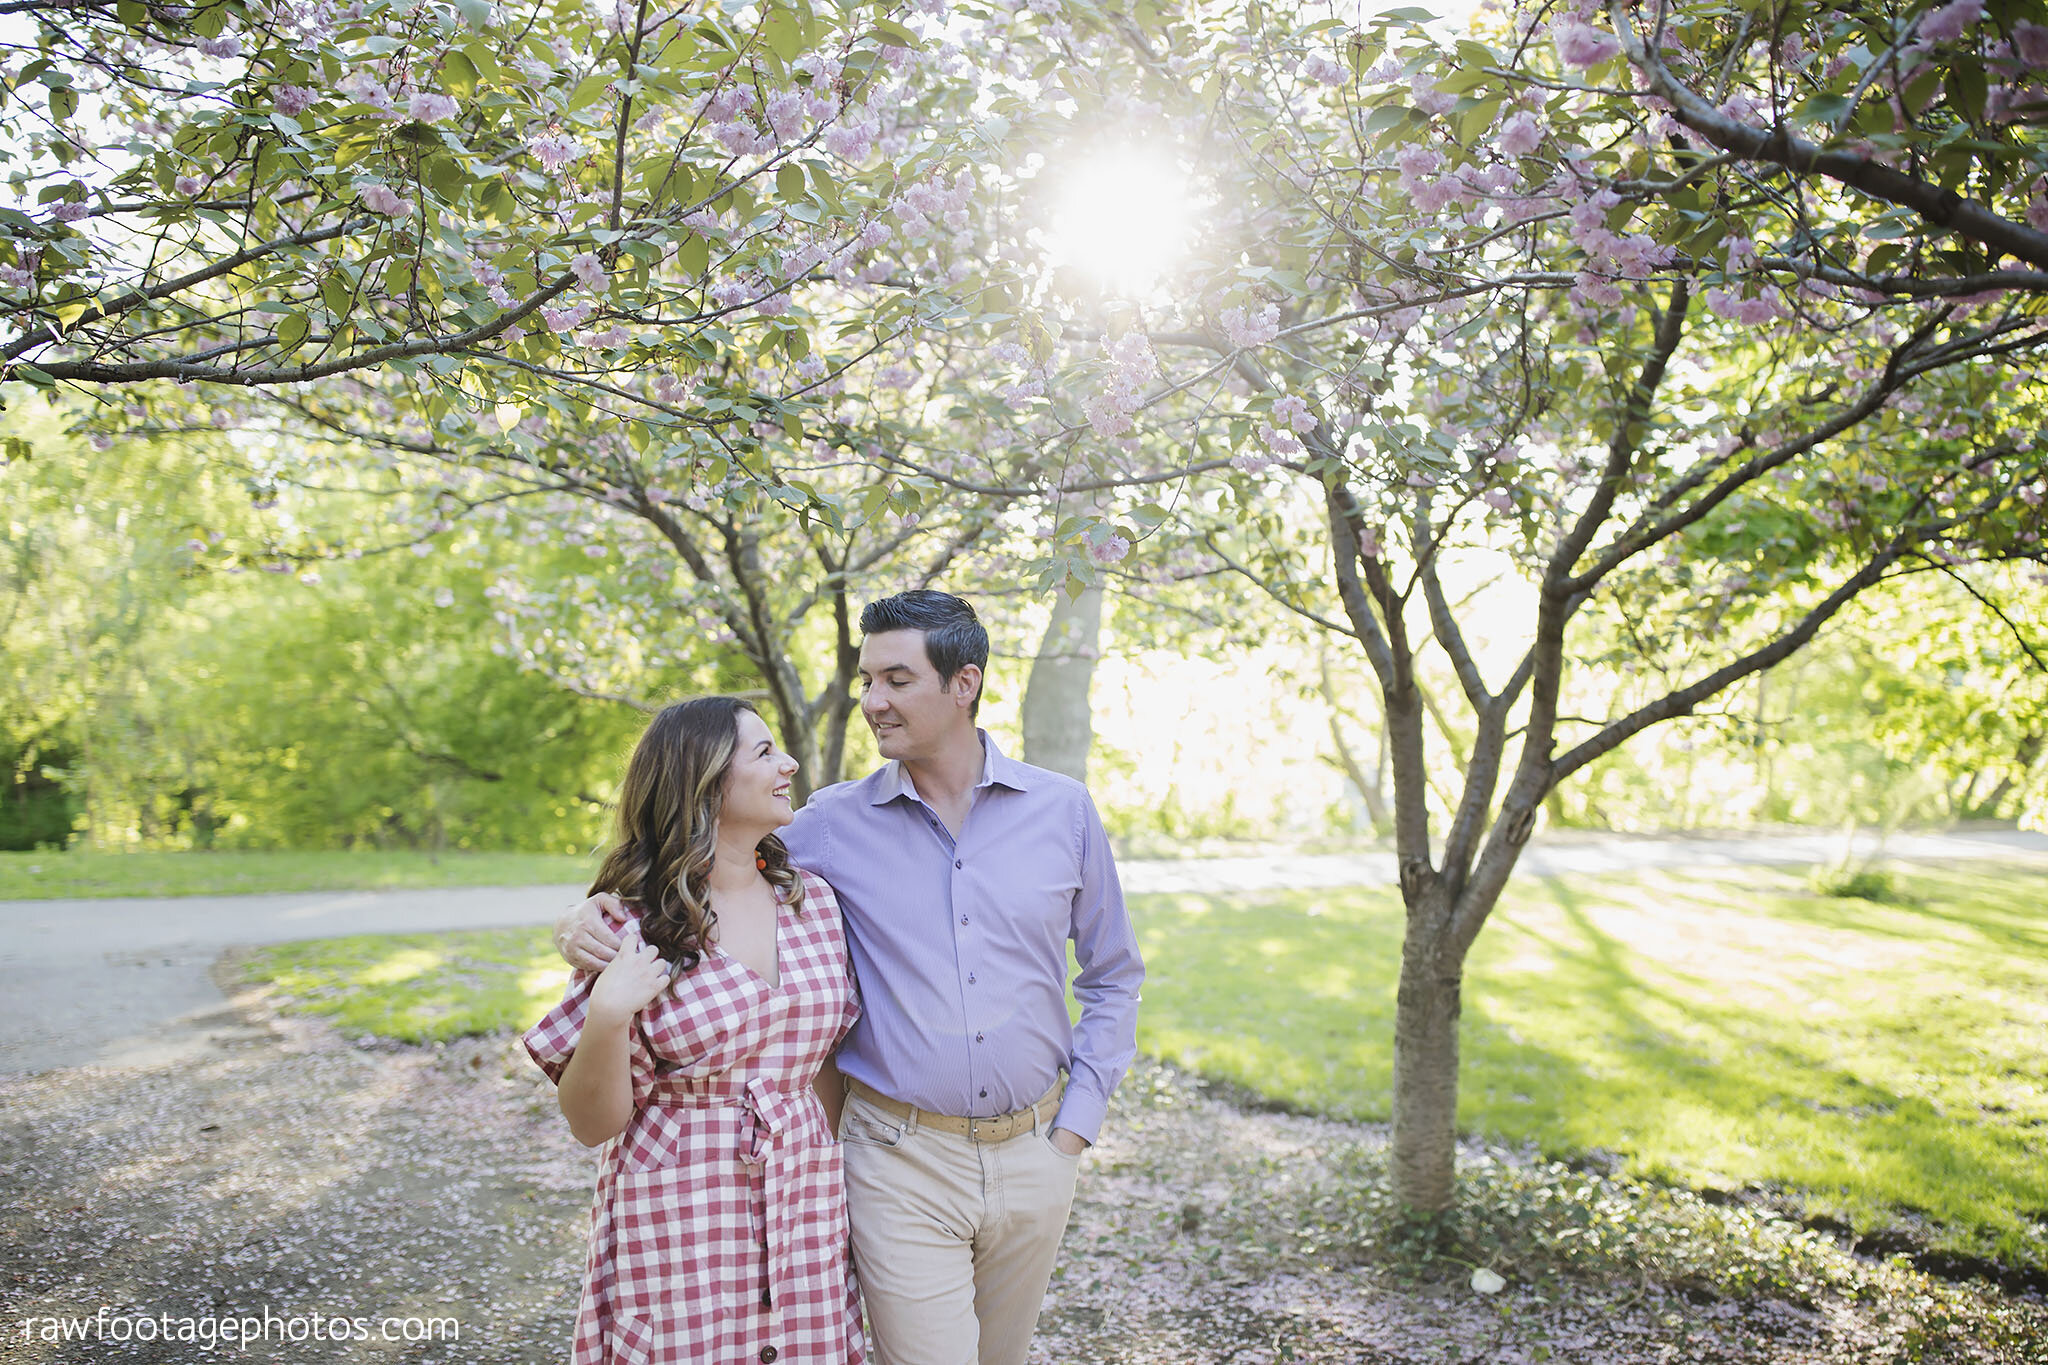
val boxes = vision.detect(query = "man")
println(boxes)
[554,589,1145,1365]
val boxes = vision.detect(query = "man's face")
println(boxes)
[858,629,977,762]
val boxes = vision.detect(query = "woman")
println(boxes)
[523,696,862,1365]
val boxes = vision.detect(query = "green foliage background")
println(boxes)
[3,396,649,852]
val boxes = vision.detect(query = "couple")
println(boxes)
[522,590,1147,1365]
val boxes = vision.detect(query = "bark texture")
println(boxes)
[1021,584,1105,783]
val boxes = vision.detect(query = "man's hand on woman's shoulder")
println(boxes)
[555,893,627,972]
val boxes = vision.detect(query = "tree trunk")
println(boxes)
[1390,892,1463,1211]
[1317,645,1391,835]
[1021,583,1104,782]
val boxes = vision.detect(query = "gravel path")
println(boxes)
[6,830,2045,1074]
[2,980,2038,1364]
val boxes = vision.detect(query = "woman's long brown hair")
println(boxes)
[586,696,797,969]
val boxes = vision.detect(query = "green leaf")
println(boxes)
[1459,96,1501,146]
[276,311,311,350]
[49,86,77,122]
[763,6,804,61]
[679,233,709,277]
[870,17,923,48]
[568,73,613,112]
[1950,56,1987,126]
[443,51,480,98]
[1363,103,1415,136]
[321,272,354,315]
[776,162,806,202]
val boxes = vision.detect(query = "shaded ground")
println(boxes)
[2,972,2039,1363]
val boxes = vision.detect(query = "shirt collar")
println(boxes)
[869,729,1034,805]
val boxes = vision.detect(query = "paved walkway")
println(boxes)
[4,829,2043,1074]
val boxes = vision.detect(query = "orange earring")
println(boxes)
[755,854,767,870]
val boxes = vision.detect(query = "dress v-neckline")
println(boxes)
[710,881,786,991]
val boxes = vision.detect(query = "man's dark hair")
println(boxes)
[860,589,989,714]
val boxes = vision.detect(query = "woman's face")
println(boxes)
[720,708,799,833]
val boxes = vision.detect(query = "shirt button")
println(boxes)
[959,915,968,925]
[975,1032,985,1043]
[979,1088,988,1099]
[955,859,963,869]
[967,972,976,984]
[760,1349,779,1364]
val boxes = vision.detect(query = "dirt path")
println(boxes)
[2,976,2038,1364]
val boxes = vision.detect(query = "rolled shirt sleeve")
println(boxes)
[1053,789,1144,1144]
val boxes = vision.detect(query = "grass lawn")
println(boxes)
[0,848,597,899]
[238,860,2048,1272]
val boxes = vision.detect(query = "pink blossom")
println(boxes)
[408,92,458,123]
[765,90,806,141]
[359,183,411,216]
[1553,19,1622,69]
[198,35,241,58]
[1107,332,1157,386]
[274,84,318,116]
[823,114,876,161]
[1220,303,1280,349]
[1258,423,1304,457]
[1481,488,1514,511]
[2016,21,2048,68]
[1271,394,1316,434]
[713,120,772,156]
[1394,145,1443,181]
[1301,53,1347,87]
[1919,0,1983,45]
[337,71,391,108]
[1231,451,1277,473]
[2028,178,2048,233]
[175,174,204,196]
[50,201,88,222]
[0,264,32,289]
[709,279,752,309]
[570,251,606,289]
[1409,73,1457,115]
[528,133,585,172]
[1496,111,1543,157]
[541,301,593,332]
[1089,535,1130,564]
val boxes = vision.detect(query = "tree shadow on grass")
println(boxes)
[1757,861,2048,955]
[1129,872,2048,1276]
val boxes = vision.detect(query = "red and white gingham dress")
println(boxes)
[524,870,864,1365]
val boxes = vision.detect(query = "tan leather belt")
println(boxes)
[847,1076,1064,1143]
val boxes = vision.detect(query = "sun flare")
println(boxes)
[1038,146,1196,297]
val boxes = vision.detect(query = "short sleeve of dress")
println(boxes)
[521,915,660,1095]
[521,967,597,1086]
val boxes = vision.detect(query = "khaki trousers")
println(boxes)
[837,1087,1081,1365]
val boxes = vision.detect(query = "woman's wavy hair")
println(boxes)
[586,696,797,969]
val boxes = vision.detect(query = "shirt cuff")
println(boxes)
[1052,1085,1109,1145]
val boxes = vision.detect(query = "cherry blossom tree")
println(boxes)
[0,0,968,450]
[950,0,2048,1213]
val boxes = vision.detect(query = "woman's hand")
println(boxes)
[588,935,670,1028]
[555,893,626,972]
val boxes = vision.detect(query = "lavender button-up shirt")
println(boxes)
[780,732,1144,1144]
